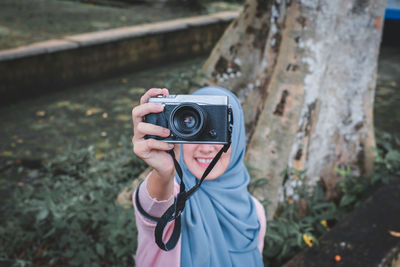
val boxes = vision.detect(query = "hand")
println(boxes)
[132,88,178,183]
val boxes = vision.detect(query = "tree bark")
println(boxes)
[200,0,385,219]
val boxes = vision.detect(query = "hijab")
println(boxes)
[178,86,263,267]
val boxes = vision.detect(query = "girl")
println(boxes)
[132,86,266,267]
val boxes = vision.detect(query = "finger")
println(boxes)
[133,138,173,158]
[134,122,170,139]
[140,88,169,105]
[132,102,164,126]
[146,138,174,152]
[161,88,169,96]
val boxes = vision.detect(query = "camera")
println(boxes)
[145,94,233,144]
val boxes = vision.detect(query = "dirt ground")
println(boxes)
[0,57,203,162]
[0,0,241,49]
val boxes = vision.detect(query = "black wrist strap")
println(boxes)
[135,142,231,251]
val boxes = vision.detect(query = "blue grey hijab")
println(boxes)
[178,86,263,267]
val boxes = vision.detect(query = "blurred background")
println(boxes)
[0,0,399,266]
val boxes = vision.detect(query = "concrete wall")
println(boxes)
[0,12,238,104]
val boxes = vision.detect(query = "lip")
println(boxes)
[195,157,214,168]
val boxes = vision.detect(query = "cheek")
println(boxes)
[219,149,232,172]
[182,145,196,166]
[206,148,232,179]
[182,145,199,173]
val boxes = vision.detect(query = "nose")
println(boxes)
[198,144,222,154]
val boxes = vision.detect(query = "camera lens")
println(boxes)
[183,115,196,129]
[170,103,207,139]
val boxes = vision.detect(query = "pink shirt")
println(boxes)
[133,177,267,267]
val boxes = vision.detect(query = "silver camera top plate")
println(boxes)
[148,95,228,105]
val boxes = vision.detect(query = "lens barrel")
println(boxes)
[170,103,207,139]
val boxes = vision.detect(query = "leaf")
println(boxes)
[86,107,103,116]
[57,101,71,107]
[116,114,131,121]
[266,232,284,242]
[389,230,400,238]
[386,150,400,162]
[2,151,12,156]
[96,244,105,257]
[36,110,46,116]
[340,194,356,207]
[37,207,49,221]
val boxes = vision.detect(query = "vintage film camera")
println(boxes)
[145,94,233,144]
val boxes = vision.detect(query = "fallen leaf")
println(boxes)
[86,107,103,116]
[116,114,131,121]
[95,153,104,159]
[389,230,400,238]
[67,103,85,111]
[2,151,13,156]
[36,110,46,117]
[129,87,146,95]
[334,255,341,262]
[57,101,70,107]
[101,132,107,137]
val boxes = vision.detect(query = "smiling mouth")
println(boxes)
[195,158,213,167]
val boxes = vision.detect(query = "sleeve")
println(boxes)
[133,174,181,267]
[137,176,175,218]
[252,196,267,253]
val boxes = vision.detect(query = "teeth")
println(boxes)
[197,158,212,164]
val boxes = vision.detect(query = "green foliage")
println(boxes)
[259,132,400,267]
[337,130,400,212]
[164,64,206,93]
[262,170,336,266]
[0,136,146,266]
[0,126,398,266]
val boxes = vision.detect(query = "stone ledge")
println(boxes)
[0,39,79,61]
[0,11,239,104]
[0,11,238,61]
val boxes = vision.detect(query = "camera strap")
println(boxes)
[135,142,231,251]
[135,106,233,251]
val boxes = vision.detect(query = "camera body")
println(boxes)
[145,94,233,144]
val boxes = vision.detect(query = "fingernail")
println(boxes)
[163,128,170,135]
[168,144,174,149]
[157,104,164,111]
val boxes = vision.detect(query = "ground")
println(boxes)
[0,57,204,163]
[0,44,398,166]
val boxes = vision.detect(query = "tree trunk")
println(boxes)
[200,0,385,219]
